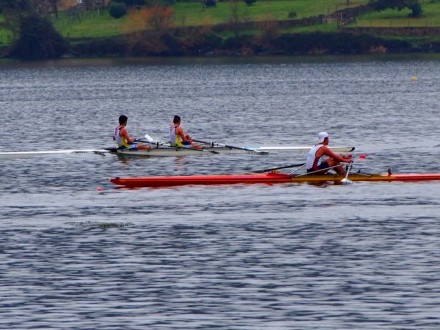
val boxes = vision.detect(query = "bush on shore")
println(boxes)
[8,15,67,59]
[109,2,128,19]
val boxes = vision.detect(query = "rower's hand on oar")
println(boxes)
[343,154,353,162]
[344,153,367,161]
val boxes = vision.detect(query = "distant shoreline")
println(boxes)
[2,53,440,67]
[2,28,439,61]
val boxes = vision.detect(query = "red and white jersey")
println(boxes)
[306,144,327,170]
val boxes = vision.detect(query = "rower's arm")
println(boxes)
[120,128,135,144]
[323,147,352,162]
[176,127,192,142]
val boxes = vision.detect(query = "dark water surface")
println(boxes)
[1,56,440,329]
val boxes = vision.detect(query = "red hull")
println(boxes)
[111,173,292,188]
[110,172,440,188]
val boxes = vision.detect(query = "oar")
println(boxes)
[148,134,219,154]
[134,138,154,144]
[144,133,158,144]
[193,139,268,154]
[340,162,353,185]
[288,163,306,175]
[295,164,342,177]
[254,163,306,173]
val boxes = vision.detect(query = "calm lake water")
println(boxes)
[1,56,440,329]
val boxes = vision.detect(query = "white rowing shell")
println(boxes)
[0,149,109,159]
[0,146,355,159]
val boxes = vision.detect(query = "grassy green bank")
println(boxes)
[51,0,369,39]
[2,0,440,57]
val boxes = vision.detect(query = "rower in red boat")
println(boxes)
[306,132,352,175]
[113,115,150,150]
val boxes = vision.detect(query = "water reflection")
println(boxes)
[1,57,440,329]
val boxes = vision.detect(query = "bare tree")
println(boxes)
[227,0,242,37]
[44,0,59,17]
[149,6,174,32]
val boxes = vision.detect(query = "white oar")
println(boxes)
[340,162,353,185]
[194,139,268,154]
[144,133,159,144]
[140,133,166,147]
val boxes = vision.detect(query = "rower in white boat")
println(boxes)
[113,115,150,150]
[169,115,203,150]
[306,132,352,175]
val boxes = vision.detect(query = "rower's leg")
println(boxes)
[191,142,203,150]
[327,158,345,175]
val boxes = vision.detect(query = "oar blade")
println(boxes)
[144,134,156,143]
[340,162,354,184]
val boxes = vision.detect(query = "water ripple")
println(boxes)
[1,57,440,329]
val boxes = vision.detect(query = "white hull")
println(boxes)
[256,146,354,152]
[113,146,265,157]
[113,146,355,157]
[0,146,355,159]
[0,149,109,159]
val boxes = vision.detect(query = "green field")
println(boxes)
[2,0,440,43]
[286,22,339,33]
[173,0,369,26]
[53,0,369,39]
[0,15,13,44]
[53,11,129,38]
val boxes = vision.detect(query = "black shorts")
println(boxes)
[307,161,330,173]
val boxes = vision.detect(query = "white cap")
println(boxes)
[318,132,328,143]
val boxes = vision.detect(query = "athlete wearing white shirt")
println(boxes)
[306,132,352,174]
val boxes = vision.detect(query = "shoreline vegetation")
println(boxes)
[1,0,440,59]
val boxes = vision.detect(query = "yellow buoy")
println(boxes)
[411,76,417,81]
